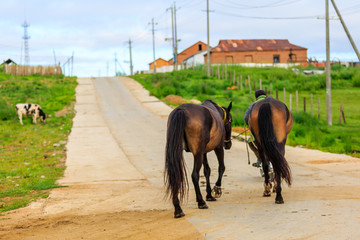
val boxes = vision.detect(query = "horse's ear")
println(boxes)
[227,101,232,112]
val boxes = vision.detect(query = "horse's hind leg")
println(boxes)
[203,154,216,201]
[274,174,284,204]
[212,147,225,198]
[192,153,208,209]
[261,151,272,197]
[173,197,185,218]
[275,144,286,204]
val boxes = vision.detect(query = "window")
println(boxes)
[273,55,280,63]
[198,44,202,51]
[225,56,233,64]
[245,55,253,63]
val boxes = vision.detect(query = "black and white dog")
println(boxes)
[15,103,46,125]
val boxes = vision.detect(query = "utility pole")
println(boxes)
[53,49,57,66]
[106,61,109,77]
[150,18,158,73]
[206,0,211,76]
[331,0,360,61]
[114,52,117,76]
[71,51,74,77]
[325,0,332,125]
[22,21,30,65]
[166,6,176,70]
[174,2,178,70]
[128,38,134,76]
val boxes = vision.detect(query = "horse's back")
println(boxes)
[169,103,212,154]
[169,102,225,155]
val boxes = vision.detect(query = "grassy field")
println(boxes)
[0,73,77,213]
[132,65,360,157]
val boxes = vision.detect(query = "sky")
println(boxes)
[0,0,359,77]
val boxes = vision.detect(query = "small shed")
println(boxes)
[149,58,170,71]
[1,59,17,65]
[183,50,207,68]
[169,41,210,65]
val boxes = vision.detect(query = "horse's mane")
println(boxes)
[202,99,217,107]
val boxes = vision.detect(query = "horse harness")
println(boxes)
[216,104,232,144]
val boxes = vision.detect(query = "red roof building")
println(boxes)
[169,41,210,65]
[205,39,307,64]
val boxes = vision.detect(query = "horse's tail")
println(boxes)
[165,108,188,203]
[258,103,292,185]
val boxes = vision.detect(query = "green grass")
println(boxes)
[0,73,77,213]
[131,66,360,157]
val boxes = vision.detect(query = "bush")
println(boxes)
[352,74,360,87]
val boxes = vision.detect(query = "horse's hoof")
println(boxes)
[275,196,284,204]
[263,183,272,197]
[263,191,271,197]
[206,196,217,201]
[198,203,208,209]
[174,211,185,218]
[211,186,222,198]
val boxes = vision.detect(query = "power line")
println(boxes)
[213,0,302,10]
[214,10,320,20]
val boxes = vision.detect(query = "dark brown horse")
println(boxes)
[165,100,233,218]
[248,96,293,204]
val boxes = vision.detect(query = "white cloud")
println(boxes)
[0,0,359,77]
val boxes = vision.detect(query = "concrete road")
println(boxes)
[2,76,359,240]
[92,77,360,239]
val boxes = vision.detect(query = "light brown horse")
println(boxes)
[248,96,292,204]
[165,100,233,218]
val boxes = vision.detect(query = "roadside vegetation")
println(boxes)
[0,73,77,213]
[132,65,360,157]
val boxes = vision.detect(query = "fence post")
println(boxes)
[270,83,273,96]
[339,103,346,124]
[289,94,292,111]
[240,75,243,91]
[259,79,262,90]
[318,98,321,120]
[310,93,313,115]
[225,65,227,80]
[248,75,251,94]
[233,70,236,85]
[303,97,306,112]
[254,82,257,91]
[283,88,286,104]
[296,90,299,113]
[237,76,239,90]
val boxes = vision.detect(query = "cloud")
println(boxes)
[0,0,359,77]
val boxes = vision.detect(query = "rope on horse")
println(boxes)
[244,124,250,165]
